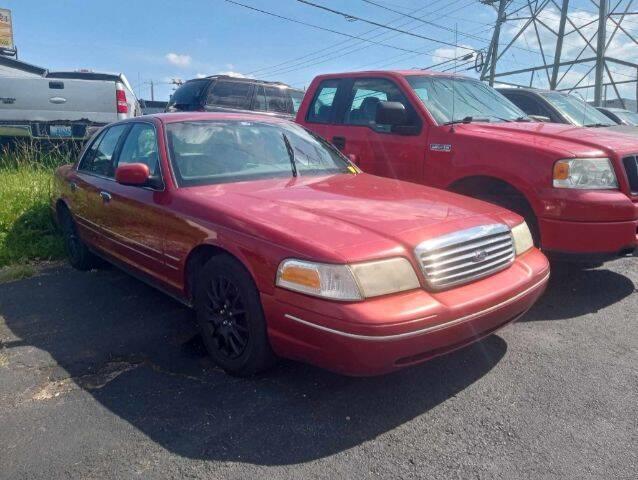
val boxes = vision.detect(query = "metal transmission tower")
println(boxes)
[480,0,638,108]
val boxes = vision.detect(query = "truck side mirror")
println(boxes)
[375,101,407,126]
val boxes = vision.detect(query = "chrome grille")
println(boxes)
[622,155,638,195]
[415,224,514,290]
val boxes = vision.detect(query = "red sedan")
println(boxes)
[51,113,549,376]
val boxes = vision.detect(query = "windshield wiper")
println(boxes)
[514,116,532,122]
[281,133,298,177]
[584,123,609,128]
[443,116,493,125]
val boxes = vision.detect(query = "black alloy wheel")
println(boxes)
[195,255,275,376]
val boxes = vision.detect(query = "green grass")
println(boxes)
[0,141,78,268]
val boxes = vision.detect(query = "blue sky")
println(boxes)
[4,0,638,101]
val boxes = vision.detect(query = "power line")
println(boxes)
[360,0,496,44]
[222,0,461,57]
[246,0,452,77]
[259,0,477,78]
[295,0,476,51]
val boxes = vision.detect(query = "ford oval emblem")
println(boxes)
[472,249,488,262]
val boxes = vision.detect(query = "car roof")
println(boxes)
[496,87,554,94]
[182,75,302,91]
[144,112,294,125]
[311,69,475,80]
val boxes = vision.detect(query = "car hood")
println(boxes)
[183,173,520,263]
[454,121,638,156]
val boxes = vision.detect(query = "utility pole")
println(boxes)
[550,0,570,89]
[594,0,608,106]
[486,0,507,86]
[150,80,155,101]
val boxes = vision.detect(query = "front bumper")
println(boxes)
[263,248,549,376]
[539,189,638,261]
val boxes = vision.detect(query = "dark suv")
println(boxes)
[166,75,305,118]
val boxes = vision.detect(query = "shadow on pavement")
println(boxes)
[0,265,506,466]
[522,262,635,322]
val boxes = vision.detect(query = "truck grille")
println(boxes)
[415,224,514,290]
[622,155,638,194]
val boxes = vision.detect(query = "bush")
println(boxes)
[0,141,79,267]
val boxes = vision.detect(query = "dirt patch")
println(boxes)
[32,359,145,401]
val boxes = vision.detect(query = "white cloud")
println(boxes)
[165,53,192,67]
[217,71,248,78]
[431,44,476,64]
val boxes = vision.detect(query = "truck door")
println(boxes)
[306,77,426,183]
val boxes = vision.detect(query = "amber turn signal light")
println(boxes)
[279,264,321,289]
[553,160,570,180]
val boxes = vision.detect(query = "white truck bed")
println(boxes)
[0,71,139,141]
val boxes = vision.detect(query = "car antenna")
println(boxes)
[282,132,298,177]
[450,24,457,133]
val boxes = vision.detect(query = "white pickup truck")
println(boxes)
[0,62,140,142]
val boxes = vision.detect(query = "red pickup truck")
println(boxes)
[296,71,638,263]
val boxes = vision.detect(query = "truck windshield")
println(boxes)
[540,92,615,126]
[406,75,527,124]
[166,120,350,186]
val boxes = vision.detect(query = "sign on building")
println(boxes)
[0,8,14,51]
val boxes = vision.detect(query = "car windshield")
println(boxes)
[166,120,350,187]
[405,75,527,124]
[540,92,616,126]
[614,109,638,126]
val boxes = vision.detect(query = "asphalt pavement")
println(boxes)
[0,257,636,479]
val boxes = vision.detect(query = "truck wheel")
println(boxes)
[60,209,96,271]
[475,193,541,247]
[195,255,276,376]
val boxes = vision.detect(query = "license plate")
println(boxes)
[49,125,73,137]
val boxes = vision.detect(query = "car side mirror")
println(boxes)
[115,163,150,186]
[528,114,551,123]
[375,101,407,126]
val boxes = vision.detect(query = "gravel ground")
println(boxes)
[0,257,636,480]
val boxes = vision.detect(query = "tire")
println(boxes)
[474,193,541,247]
[194,254,276,376]
[59,208,96,271]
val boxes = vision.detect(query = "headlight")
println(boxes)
[276,257,420,300]
[553,158,618,189]
[511,221,534,255]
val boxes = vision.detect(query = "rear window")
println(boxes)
[168,80,209,109]
[264,86,292,114]
[207,81,253,110]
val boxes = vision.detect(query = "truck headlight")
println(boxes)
[276,257,420,300]
[511,221,534,255]
[553,158,618,189]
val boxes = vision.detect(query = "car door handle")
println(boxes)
[332,136,346,151]
[99,191,112,203]
[69,181,78,192]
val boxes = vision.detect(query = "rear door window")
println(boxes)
[168,79,209,110]
[253,85,267,111]
[264,86,292,114]
[78,124,128,177]
[307,79,340,124]
[206,81,253,110]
